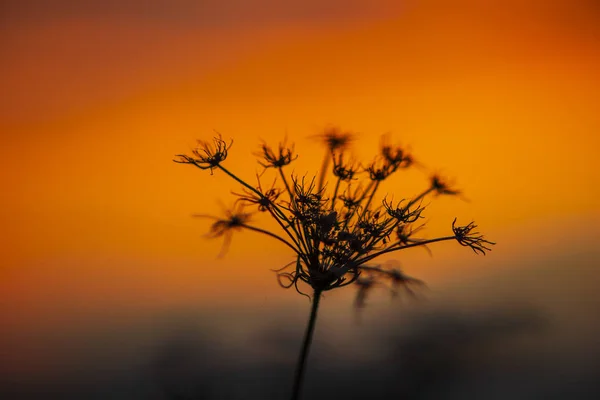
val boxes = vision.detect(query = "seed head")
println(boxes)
[452,218,495,255]
[257,139,298,169]
[430,174,461,196]
[176,129,494,297]
[332,153,360,181]
[316,127,354,152]
[174,133,232,174]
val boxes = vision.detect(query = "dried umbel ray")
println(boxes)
[174,127,494,400]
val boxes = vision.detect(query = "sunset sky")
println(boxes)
[1,0,599,397]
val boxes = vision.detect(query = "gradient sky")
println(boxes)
[1,0,599,389]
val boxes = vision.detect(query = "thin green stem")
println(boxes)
[291,289,322,400]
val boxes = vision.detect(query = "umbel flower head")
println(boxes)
[175,128,494,300]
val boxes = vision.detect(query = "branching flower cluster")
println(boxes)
[175,128,494,302]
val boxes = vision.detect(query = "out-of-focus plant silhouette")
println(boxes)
[174,127,494,400]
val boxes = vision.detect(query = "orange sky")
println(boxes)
[1,1,599,372]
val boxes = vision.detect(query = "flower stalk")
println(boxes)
[291,289,322,400]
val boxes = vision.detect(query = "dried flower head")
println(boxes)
[193,204,252,258]
[339,186,364,210]
[176,127,494,400]
[332,153,359,181]
[430,174,461,196]
[316,127,354,153]
[233,175,282,212]
[380,135,413,170]
[176,130,493,294]
[366,157,395,181]
[395,223,426,246]
[387,268,426,298]
[354,275,379,308]
[353,263,424,308]
[452,218,496,255]
[382,197,425,223]
[174,133,232,174]
[257,139,298,169]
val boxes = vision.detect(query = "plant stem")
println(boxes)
[240,223,299,253]
[317,150,330,191]
[408,186,434,207]
[356,235,456,264]
[355,180,380,227]
[217,164,262,196]
[291,289,322,400]
[330,177,342,211]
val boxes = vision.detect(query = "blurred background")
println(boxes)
[1,0,599,398]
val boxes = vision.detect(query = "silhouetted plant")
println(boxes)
[174,127,494,400]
